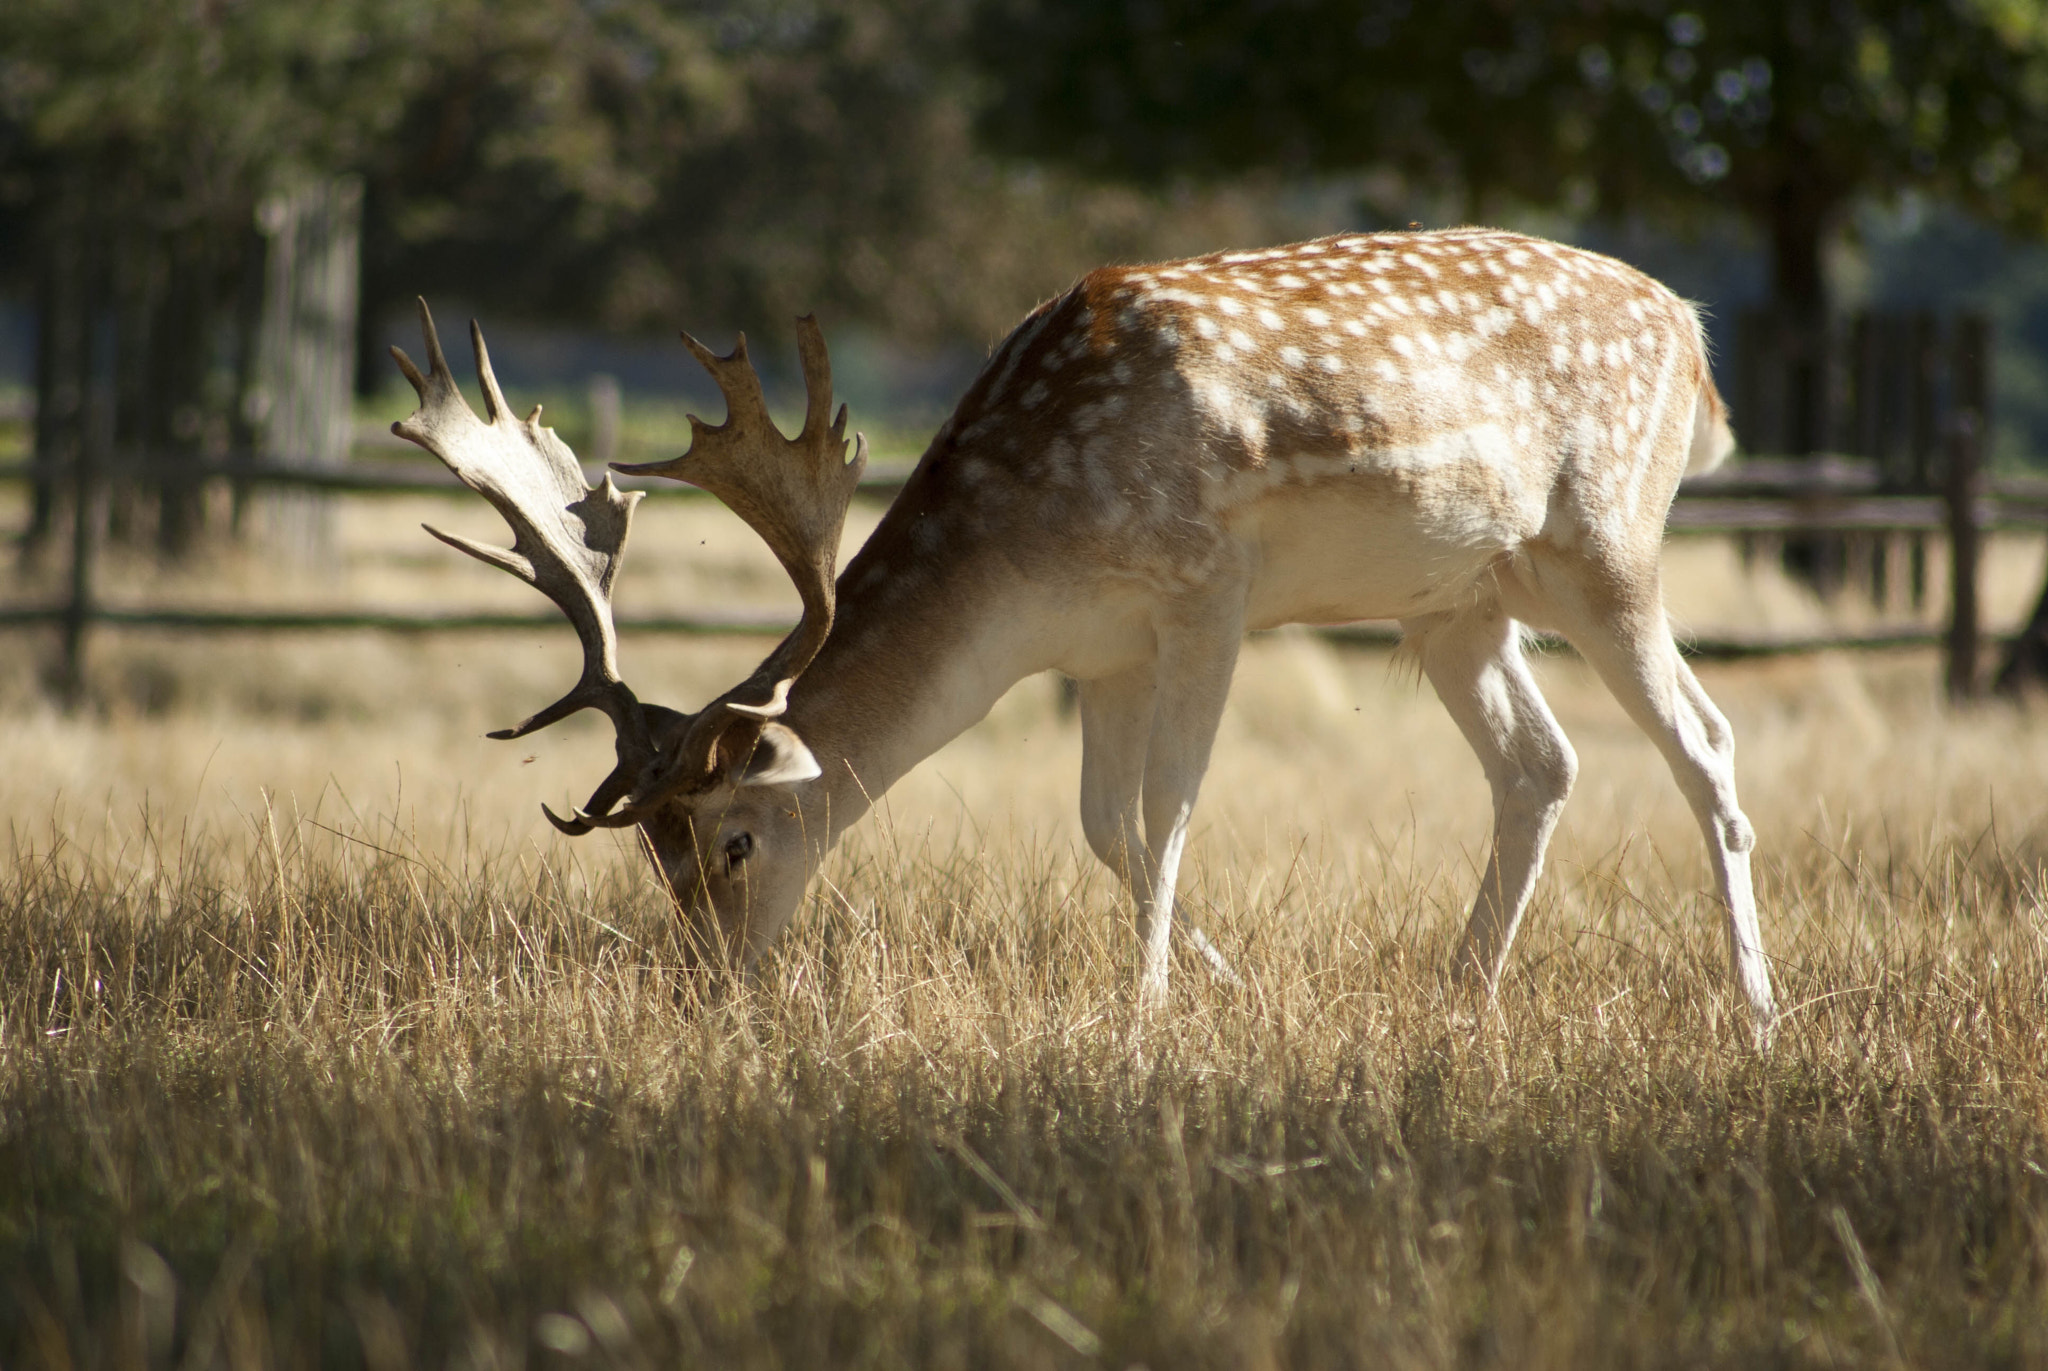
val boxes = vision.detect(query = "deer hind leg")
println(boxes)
[1405,604,1580,995]
[1532,570,1779,1038]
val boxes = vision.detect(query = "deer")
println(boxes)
[391,227,1778,1039]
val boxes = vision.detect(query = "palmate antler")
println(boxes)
[391,300,866,835]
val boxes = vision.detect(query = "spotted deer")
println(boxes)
[392,228,1778,1037]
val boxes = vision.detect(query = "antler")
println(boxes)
[397,302,865,836]
[590,315,867,818]
[390,299,658,832]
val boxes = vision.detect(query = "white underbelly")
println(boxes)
[1044,430,1557,675]
[1236,468,1540,630]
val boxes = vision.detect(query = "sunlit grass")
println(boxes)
[8,617,2048,1366]
[9,487,2048,1365]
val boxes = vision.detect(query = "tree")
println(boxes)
[0,0,433,554]
[0,0,1360,575]
[359,0,1347,359]
[973,1,2048,426]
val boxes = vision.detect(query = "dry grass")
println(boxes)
[9,503,2048,1366]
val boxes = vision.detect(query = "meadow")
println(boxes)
[8,486,2048,1367]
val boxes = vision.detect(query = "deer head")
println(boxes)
[392,300,866,964]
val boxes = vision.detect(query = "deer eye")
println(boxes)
[722,832,754,869]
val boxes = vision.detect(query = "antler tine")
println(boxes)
[470,317,511,424]
[394,300,657,822]
[792,313,847,448]
[614,314,866,681]
[599,315,866,813]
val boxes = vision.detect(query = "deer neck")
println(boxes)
[784,528,1044,848]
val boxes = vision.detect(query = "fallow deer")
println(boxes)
[392,228,1778,1037]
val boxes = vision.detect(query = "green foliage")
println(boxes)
[973,0,2048,305]
[0,0,1357,356]
[366,0,1023,340]
[0,0,433,229]
[359,0,1338,345]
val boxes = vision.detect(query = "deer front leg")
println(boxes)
[1404,606,1579,995]
[1130,602,1246,1013]
[1081,662,1246,1000]
[1078,664,1156,892]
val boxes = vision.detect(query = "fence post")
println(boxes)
[588,373,622,466]
[1945,411,1983,703]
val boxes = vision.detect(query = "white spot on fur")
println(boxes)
[1193,376,1268,451]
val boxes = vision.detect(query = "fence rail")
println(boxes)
[0,435,2025,694]
[0,599,1976,661]
[0,457,921,499]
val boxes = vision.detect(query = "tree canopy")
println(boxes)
[973,0,2048,316]
[0,0,429,242]
[0,0,1357,554]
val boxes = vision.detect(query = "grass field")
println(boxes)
[9,500,2048,1367]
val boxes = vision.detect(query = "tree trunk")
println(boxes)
[25,182,90,563]
[148,227,222,558]
[247,175,363,563]
[1764,168,1837,456]
[108,216,162,548]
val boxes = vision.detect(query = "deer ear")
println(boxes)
[735,722,821,787]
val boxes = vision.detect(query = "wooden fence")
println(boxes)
[2,409,2039,706]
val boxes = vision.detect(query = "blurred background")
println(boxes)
[10,0,2048,724]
